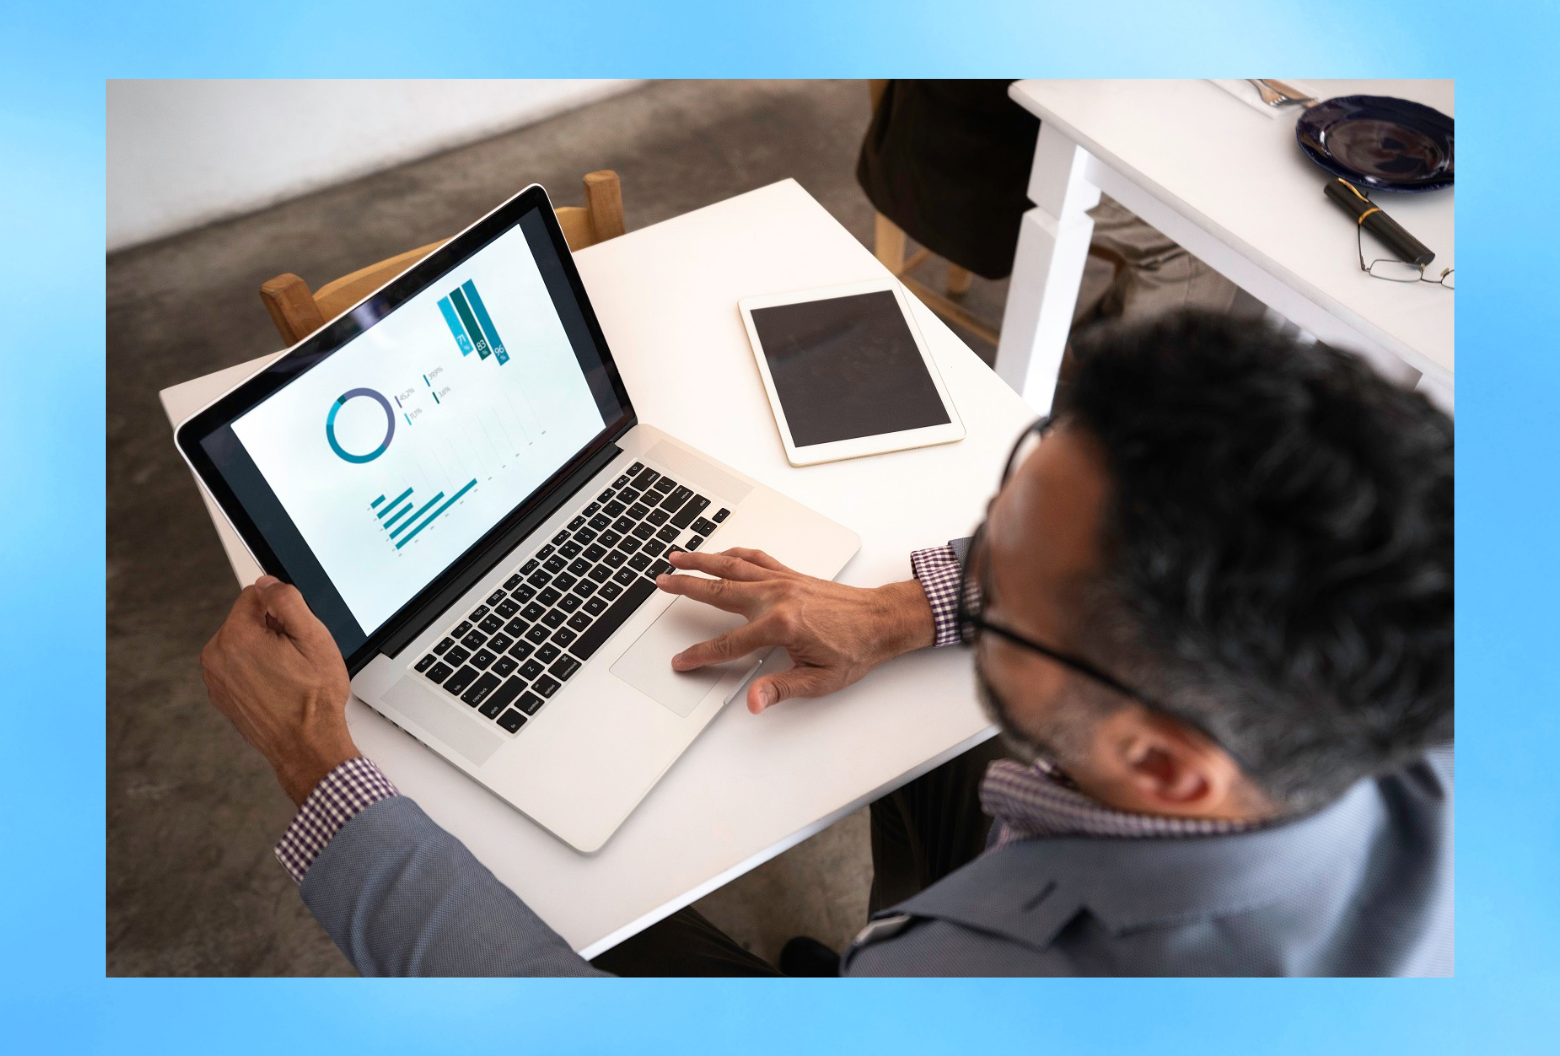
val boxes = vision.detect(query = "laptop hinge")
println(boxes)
[376,440,623,661]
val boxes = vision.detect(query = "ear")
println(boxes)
[1093,707,1252,820]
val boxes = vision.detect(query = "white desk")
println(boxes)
[996,79,1454,414]
[159,179,1035,957]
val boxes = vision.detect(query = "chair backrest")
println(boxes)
[260,170,625,345]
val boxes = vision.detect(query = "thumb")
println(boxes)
[747,667,833,714]
[256,580,331,651]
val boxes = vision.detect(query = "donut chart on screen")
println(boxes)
[325,387,395,463]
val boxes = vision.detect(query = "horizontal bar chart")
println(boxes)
[370,479,478,549]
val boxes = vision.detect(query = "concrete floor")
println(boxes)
[106,79,1011,976]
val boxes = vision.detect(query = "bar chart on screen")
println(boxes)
[369,479,478,551]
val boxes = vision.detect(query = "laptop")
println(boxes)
[176,184,859,852]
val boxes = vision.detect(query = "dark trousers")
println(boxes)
[590,738,1007,977]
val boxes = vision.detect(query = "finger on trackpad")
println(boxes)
[609,597,756,716]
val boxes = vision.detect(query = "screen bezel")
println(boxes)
[175,183,636,673]
[737,277,965,466]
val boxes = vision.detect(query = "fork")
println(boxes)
[1249,79,1318,107]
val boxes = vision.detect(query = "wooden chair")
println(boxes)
[866,81,1000,346]
[259,170,627,346]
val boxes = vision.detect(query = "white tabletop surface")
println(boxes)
[1011,80,1454,381]
[159,179,1035,956]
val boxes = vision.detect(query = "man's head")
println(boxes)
[975,310,1453,819]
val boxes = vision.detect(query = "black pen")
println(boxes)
[1323,178,1435,267]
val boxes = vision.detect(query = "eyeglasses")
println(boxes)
[1356,220,1454,289]
[955,417,1249,766]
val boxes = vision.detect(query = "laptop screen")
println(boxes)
[202,204,627,657]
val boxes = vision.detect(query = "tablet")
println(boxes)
[738,278,965,465]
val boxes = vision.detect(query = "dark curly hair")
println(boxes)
[1056,310,1453,811]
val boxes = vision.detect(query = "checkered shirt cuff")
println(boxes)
[911,543,964,648]
[274,756,399,884]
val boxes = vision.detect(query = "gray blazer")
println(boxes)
[301,747,1451,976]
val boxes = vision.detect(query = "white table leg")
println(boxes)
[995,123,1101,413]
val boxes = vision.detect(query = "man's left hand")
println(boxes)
[201,575,359,806]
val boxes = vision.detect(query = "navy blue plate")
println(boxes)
[1295,95,1454,193]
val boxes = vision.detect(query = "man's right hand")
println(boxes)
[655,548,935,713]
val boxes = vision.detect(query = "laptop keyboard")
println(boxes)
[410,461,732,735]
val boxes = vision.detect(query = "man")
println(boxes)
[201,311,1454,976]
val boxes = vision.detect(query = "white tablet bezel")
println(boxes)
[738,278,966,466]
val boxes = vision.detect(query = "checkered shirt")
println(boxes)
[909,542,1258,847]
[274,756,399,884]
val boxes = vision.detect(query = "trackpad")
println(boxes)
[609,597,753,716]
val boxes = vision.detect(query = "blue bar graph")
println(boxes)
[461,280,510,365]
[437,296,475,356]
[371,494,386,508]
[376,487,412,518]
[390,492,445,540]
[396,479,477,549]
[382,502,415,530]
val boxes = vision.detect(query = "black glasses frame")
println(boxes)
[1355,222,1454,289]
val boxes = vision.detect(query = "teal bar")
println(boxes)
[390,491,444,539]
[461,280,509,365]
[438,297,474,356]
[371,494,385,508]
[449,287,491,359]
[377,487,412,518]
[381,502,416,530]
[396,479,477,549]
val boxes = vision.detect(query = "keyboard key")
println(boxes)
[504,617,528,637]
[552,530,570,545]
[520,559,539,574]
[488,633,514,654]
[478,615,503,635]
[627,502,650,520]
[641,539,666,557]
[583,502,601,516]
[613,567,638,587]
[628,461,645,474]
[568,575,658,661]
[550,655,582,681]
[613,473,631,488]
[551,627,577,647]
[568,515,586,531]
[426,661,453,684]
[571,578,598,597]
[556,593,582,613]
[504,574,525,590]
[584,596,608,616]
[659,485,692,511]
[628,552,652,571]
[604,500,626,517]
[511,584,536,603]
[656,524,680,543]
[507,639,535,660]
[649,559,673,577]
[651,475,677,494]
[538,543,556,559]
[584,543,607,562]
[631,522,655,540]
[415,653,436,672]
[471,649,496,669]
[646,507,670,526]
[560,540,582,558]
[433,637,454,655]
[516,692,544,716]
[541,609,566,628]
[444,666,479,695]
[620,488,643,506]
[603,550,627,569]
[712,507,731,523]
[589,513,611,531]
[573,527,598,545]
[598,487,615,502]
[496,599,520,618]
[553,572,578,591]
[453,620,473,638]
[543,555,567,573]
[520,659,545,680]
[492,655,519,678]
[599,581,624,600]
[469,605,490,621]
[568,558,591,576]
[567,611,593,631]
[631,467,660,491]
[537,643,561,663]
[686,535,704,550]
[690,517,718,536]
[599,529,622,548]
[484,676,527,717]
[538,587,562,606]
[588,563,613,581]
[445,645,471,667]
[617,535,642,554]
[525,624,550,645]
[670,494,710,529]
[523,604,548,623]
[461,630,486,651]
[527,569,552,588]
[612,516,634,534]
[534,675,562,698]
[486,590,507,607]
[497,709,528,732]
[461,672,501,707]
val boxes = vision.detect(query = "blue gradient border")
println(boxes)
[4,0,1558,1051]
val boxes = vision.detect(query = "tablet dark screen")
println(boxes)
[749,290,950,447]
